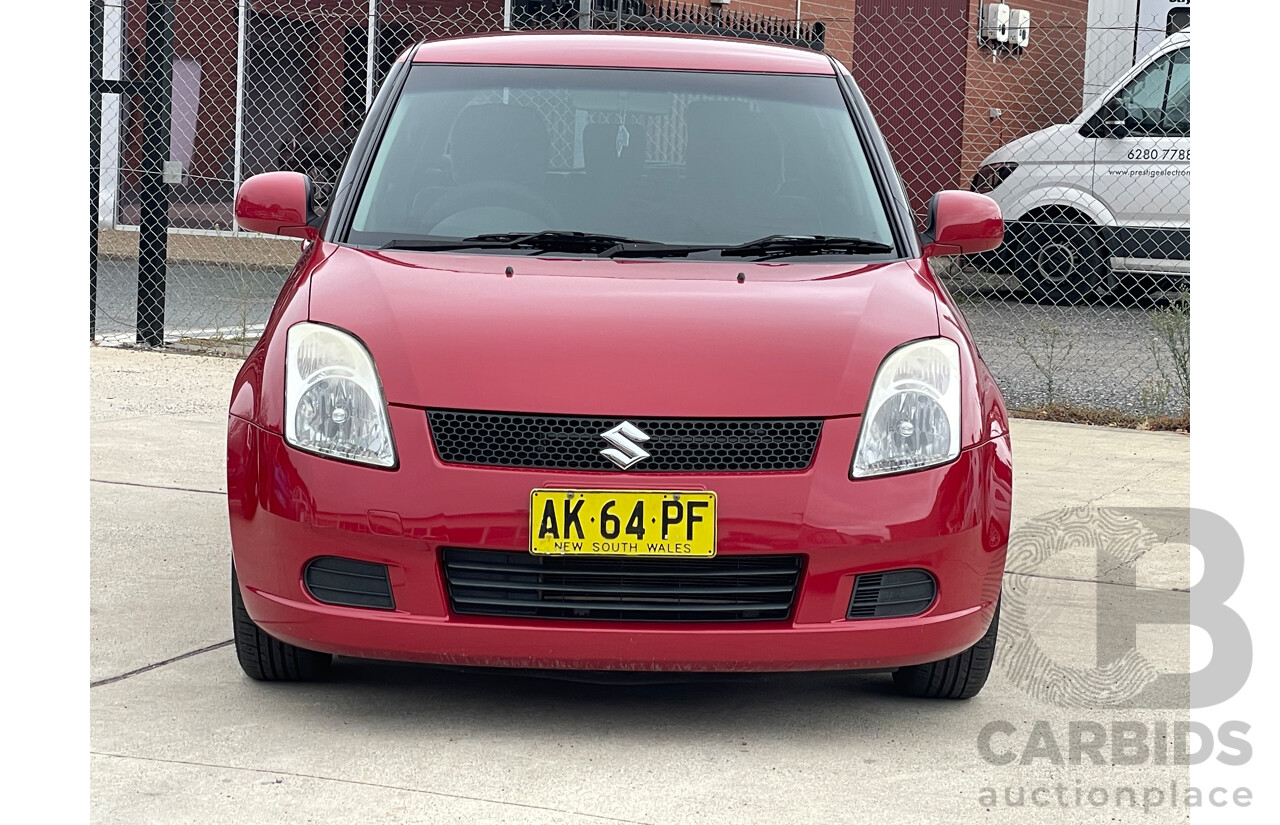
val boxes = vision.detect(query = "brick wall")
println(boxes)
[121,0,495,195]
[958,0,1089,191]
[847,0,971,224]
[733,0,855,69]
[115,0,1091,223]
[741,1,1091,220]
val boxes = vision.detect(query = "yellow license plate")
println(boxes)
[530,489,717,557]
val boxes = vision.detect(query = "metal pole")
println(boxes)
[232,0,248,236]
[503,0,512,32]
[90,0,104,341]
[137,0,174,347]
[795,0,802,40]
[366,0,379,112]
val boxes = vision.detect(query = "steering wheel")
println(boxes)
[420,180,563,236]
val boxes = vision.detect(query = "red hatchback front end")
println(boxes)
[228,32,1011,697]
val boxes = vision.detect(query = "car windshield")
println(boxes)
[346,64,897,256]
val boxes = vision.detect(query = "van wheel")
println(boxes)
[892,600,999,700]
[1014,212,1107,304]
[232,564,332,682]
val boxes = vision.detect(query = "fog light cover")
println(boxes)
[847,569,937,618]
[285,322,396,467]
[852,338,961,478]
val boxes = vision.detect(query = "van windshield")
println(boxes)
[346,64,897,256]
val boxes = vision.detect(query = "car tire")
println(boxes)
[232,564,332,682]
[1014,214,1107,304]
[891,599,999,700]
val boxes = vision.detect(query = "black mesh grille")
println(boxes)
[847,569,936,619]
[304,556,395,610]
[426,411,822,472]
[442,548,803,622]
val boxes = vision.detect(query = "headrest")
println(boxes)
[450,103,550,186]
[583,122,617,172]
[683,100,782,198]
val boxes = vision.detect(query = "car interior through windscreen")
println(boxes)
[347,65,897,252]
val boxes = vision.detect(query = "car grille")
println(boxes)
[426,411,822,472]
[442,548,803,622]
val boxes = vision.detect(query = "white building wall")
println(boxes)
[1084,0,1190,107]
[98,4,124,229]
[1084,0,1140,107]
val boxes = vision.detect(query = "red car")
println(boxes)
[228,32,1011,698]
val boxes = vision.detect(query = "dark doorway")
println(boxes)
[241,12,318,180]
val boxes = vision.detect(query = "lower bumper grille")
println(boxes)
[847,569,936,619]
[442,548,803,623]
[304,556,395,610]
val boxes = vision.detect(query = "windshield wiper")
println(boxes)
[601,234,897,260]
[718,235,895,259]
[383,231,651,254]
[600,242,722,259]
[381,237,506,252]
[383,232,895,260]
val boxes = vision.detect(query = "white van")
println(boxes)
[972,29,1189,302]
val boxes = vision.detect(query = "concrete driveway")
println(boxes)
[90,346,1192,824]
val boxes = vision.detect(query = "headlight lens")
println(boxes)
[285,323,396,467]
[970,162,1018,194]
[851,338,961,478]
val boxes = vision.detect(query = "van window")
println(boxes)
[1114,47,1190,138]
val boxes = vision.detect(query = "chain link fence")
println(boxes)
[90,0,1190,418]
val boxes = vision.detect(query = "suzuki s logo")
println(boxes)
[600,421,651,470]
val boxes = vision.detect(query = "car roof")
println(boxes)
[410,31,835,75]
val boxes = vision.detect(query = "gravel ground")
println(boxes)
[944,265,1188,414]
[92,258,1187,415]
[956,293,1183,413]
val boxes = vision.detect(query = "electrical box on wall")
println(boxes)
[980,3,1010,43]
[1010,9,1030,49]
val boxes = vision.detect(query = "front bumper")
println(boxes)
[228,406,1012,672]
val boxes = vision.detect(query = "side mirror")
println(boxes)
[1084,99,1132,139]
[234,171,319,239]
[920,190,1003,258]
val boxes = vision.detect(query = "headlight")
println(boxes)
[970,162,1018,194]
[851,338,961,479]
[285,323,396,467]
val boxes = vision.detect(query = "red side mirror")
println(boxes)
[234,171,318,240]
[921,190,1003,258]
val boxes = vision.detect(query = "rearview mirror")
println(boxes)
[920,190,1003,258]
[234,171,319,239]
